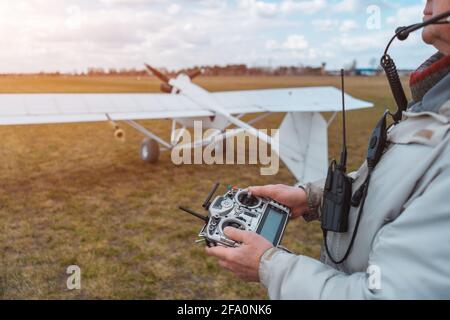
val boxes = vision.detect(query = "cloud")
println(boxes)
[333,0,401,13]
[167,3,182,15]
[329,32,390,53]
[237,0,278,17]
[265,39,279,50]
[311,18,358,32]
[238,0,327,18]
[339,19,358,32]
[311,19,338,31]
[280,0,326,15]
[0,0,434,72]
[265,34,323,61]
[386,4,424,26]
[99,0,167,4]
[266,34,310,51]
[282,34,310,50]
[333,0,357,13]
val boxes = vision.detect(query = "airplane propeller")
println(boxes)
[145,64,170,83]
[144,64,202,94]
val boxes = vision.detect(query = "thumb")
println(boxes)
[224,227,247,243]
[248,185,274,198]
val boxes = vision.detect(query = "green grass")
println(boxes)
[0,75,410,299]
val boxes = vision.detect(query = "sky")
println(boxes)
[0,0,436,73]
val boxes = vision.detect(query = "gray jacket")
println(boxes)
[259,73,450,299]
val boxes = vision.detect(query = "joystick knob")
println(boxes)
[235,190,261,208]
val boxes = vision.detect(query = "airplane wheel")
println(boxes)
[140,138,160,163]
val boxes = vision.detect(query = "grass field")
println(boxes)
[0,75,410,299]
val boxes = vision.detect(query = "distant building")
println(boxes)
[355,68,381,76]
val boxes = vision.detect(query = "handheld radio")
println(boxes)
[321,69,353,233]
[321,70,388,264]
[179,183,291,248]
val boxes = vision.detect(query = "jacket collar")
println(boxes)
[389,72,450,147]
[409,52,450,103]
[408,72,450,115]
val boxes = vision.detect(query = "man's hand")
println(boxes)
[205,227,273,282]
[249,184,307,219]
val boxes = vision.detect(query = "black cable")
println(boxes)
[380,26,413,123]
[323,172,372,265]
[381,15,450,123]
[380,54,407,123]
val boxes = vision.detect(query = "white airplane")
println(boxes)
[0,65,373,182]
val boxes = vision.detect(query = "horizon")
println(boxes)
[0,63,415,76]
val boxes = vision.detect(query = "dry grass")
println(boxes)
[0,75,410,299]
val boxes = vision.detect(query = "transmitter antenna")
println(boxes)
[339,69,348,171]
[179,206,209,222]
[202,182,220,210]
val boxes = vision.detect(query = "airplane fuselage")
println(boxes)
[170,74,273,145]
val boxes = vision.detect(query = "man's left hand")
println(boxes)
[205,227,273,282]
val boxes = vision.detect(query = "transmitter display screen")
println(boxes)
[257,207,286,245]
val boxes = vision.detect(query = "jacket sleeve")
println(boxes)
[300,178,325,222]
[260,162,450,299]
[301,169,361,223]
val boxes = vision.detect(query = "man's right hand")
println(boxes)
[248,184,307,219]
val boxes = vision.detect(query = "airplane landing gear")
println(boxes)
[140,138,160,163]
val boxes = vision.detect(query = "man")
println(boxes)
[206,0,450,299]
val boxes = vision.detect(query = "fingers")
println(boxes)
[248,185,278,198]
[205,228,254,260]
[223,227,248,243]
[205,245,232,260]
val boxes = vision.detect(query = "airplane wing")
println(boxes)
[0,93,213,125]
[212,86,373,113]
[0,86,372,125]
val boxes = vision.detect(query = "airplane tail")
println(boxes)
[274,112,328,183]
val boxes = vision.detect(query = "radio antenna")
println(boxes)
[339,69,348,171]
[179,206,209,222]
[202,182,220,210]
